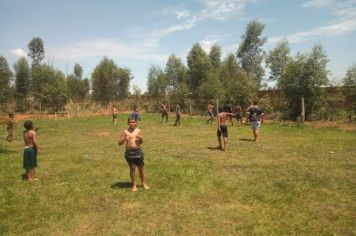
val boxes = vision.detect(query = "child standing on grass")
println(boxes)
[112,107,118,124]
[217,107,235,151]
[23,120,39,181]
[118,118,149,192]
[246,100,264,142]
[6,113,16,142]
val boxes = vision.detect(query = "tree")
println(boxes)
[265,39,291,82]
[147,65,168,98]
[0,56,13,107]
[14,57,30,111]
[164,54,187,90]
[220,54,253,106]
[209,44,222,72]
[74,63,83,79]
[279,44,329,120]
[30,64,68,110]
[342,63,356,118]
[187,43,211,93]
[67,64,90,102]
[116,67,132,99]
[91,57,119,104]
[28,37,45,67]
[237,20,267,89]
[197,72,225,111]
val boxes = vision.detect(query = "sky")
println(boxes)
[1,0,355,92]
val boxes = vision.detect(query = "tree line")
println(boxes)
[0,20,355,120]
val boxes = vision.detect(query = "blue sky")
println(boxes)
[1,0,355,92]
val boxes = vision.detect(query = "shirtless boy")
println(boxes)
[23,120,39,181]
[217,107,235,151]
[118,119,149,192]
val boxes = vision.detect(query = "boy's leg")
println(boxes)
[138,165,150,189]
[129,164,137,191]
[25,168,30,180]
[223,137,228,151]
[217,136,222,149]
[29,168,39,181]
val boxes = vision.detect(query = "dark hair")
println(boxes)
[252,100,258,105]
[24,120,33,131]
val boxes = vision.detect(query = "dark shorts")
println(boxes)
[112,114,117,119]
[125,148,144,166]
[23,147,37,169]
[161,111,168,117]
[208,111,214,117]
[217,125,228,137]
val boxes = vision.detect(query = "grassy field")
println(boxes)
[0,114,355,235]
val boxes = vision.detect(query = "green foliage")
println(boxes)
[279,44,329,120]
[30,64,68,110]
[27,37,45,66]
[91,57,126,104]
[342,63,356,112]
[187,43,211,94]
[147,65,167,98]
[237,20,266,88]
[197,72,224,111]
[164,54,187,90]
[209,44,221,72]
[265,39,291,82]
[14,57,30,111]
[169,83,190,111]
[0,56,13,107]
[116,67,132,99]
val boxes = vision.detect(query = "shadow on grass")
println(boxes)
[238,138,254,142]
[207,146,223,151]
[110,182,132,189]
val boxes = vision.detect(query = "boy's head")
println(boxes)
[127,118,137,128]
[24,120,34,131]
[9,113,14,117]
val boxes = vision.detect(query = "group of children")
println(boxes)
[6,100,263,192]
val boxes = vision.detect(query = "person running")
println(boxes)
[159,101,168,123]
[174,102,181,126]
[23,120,39,181]
[118,118,149,192]
[217,107,235,151]
[206,101,214,124]
[246,101,265,142]
[6,113,16,142]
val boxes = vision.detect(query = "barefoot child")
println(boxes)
[23,120,39,181]
[6,113,16,142]
[118,118,149,192]
[217,107,235,151]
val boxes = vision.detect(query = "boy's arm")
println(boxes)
[32,131,39,153]
[136,130,143,144]
[118,131,126,145]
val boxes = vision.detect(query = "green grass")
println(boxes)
[1,114,355,235]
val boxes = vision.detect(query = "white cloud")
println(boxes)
[268,0,356,45]
[47,38,168,63]
[176,10,190,19]
[11,48,27,57]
